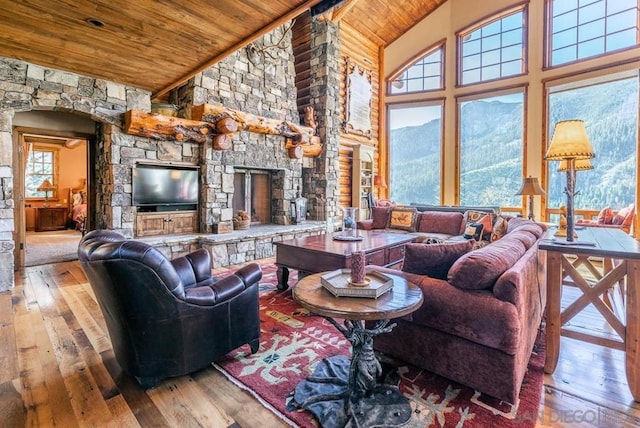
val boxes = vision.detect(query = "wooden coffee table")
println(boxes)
[274,230,415,290]
[291,270,423,427]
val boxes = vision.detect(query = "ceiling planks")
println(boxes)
[0,0,446,98]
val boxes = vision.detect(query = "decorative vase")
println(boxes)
[350,251,367,286]
[342,207,358,237]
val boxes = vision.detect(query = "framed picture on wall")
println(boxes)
[342,57,372,138]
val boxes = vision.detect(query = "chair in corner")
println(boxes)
[77,230,262,389]
[576,203,635,234]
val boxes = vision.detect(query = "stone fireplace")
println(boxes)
[233,168,275,224]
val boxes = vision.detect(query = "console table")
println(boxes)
[539,227,640,401]
[35,207,68,232]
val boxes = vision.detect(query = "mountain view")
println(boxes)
[389,77,637,212]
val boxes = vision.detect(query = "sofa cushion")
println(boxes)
[507,220,545,239]
[416,211,464,236]
[388,207,418,232]
[490,215,510,242]
[371,206,392,229]
[402,240,475,280]
[509,230,538,249]
[448,238,527,290]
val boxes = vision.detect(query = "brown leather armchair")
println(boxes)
[78,230,262,388]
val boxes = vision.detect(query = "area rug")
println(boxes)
[213,263,545,427]
[25,230,82,267]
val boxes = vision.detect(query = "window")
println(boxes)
[548,0,640,66]
[25,146,59,199]
[388,103,443,205]
[459,7,526,85]
[389,44,444,94]
[546,74,638,212]
[458,91,525,206]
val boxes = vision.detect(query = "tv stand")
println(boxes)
[135,209,198,237]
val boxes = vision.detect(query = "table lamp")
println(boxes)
[516,176,545,221]
[37,179,55,207]
[545,120,595,241]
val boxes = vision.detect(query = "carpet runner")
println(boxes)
[213,262,545,427]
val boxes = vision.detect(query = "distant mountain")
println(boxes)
[389,78,637,211]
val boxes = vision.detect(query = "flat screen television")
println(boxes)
[132,164,199,207]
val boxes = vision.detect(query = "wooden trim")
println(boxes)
[377,44,387,199]
[152,0,324,100]
[331,0,361,22]
[541,56,640,85]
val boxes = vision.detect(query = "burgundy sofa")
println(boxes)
[369,217,547,404]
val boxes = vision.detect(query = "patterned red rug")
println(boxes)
[213,262,545,427]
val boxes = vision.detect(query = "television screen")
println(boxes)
[133,165,199,206]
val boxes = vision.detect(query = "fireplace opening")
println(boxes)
[233,169,272,224]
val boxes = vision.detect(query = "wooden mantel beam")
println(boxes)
[191,104,315,142]
[124,105,323,157]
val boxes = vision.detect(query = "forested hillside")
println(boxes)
[390,78,637,211]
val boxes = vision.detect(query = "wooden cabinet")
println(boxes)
[135,211,198,237]
[352,144,374,221]
[35,207,68,232]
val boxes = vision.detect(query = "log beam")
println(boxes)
[191,104,315,142]
[124,106,323,157]
[124,110,214,143]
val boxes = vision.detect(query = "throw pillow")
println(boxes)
[463,210,495,240]
[490,215,509,242]
[388,207,418,232]
[402,240,475,279]
[463,222,483,240]
[612,204,634,227]
[371,206,392,229]
[597,207,614,224]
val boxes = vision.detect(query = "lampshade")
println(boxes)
[37,179,55,192]
[557,158,593,172]
[516,176,546,196]
[545,120,595,160]
[373,175,388,188]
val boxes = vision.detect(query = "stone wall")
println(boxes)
[0,19,343,292]
[0,58,150,291]
[173,24,305,226]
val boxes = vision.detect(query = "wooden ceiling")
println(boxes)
[0,0,445,100]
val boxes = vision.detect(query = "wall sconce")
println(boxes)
[545,120,595,241]
[37,179,55,207]
[516,176,546,221]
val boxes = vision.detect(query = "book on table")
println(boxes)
[320,269,393,298]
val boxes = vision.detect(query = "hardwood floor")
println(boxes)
[2,258,640,427]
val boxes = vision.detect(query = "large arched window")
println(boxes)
[458,5,527,85]
[547,0,640,67]
[388,43,444,94]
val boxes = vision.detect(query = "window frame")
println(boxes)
[387,40,446,95]
[544,0,640,69]
[456,3,528,87]
[25,144,60,201]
